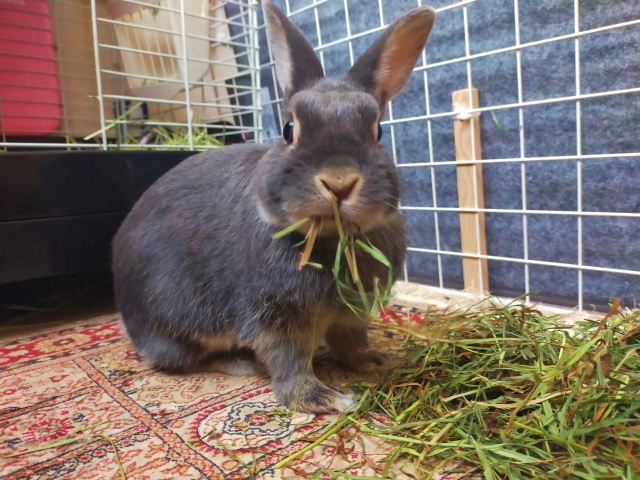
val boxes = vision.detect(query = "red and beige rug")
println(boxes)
[0,303,455,480]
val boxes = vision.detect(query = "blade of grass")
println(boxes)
[83,102,143,141]
[272,217,311,239]
[298,217,322,270]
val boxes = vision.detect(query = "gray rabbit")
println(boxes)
[112,0,435,413]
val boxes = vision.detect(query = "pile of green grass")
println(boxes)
[276,298,640,479]
[337,298,640,479]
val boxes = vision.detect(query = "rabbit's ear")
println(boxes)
[346,7,435,110]
[263,0,324,104]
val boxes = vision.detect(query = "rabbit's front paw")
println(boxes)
[363,349,388,367]
[284,378,355,414]
[337,349,389,373]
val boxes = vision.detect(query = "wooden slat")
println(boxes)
[452,88,489,295]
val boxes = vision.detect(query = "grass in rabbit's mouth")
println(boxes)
[274,297,640,479]
[271,191,393,319]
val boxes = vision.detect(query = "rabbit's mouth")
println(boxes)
[297,172,391,233]
[257,183,393,236]
[283,208,389,238]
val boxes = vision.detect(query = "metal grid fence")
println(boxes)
[258,0,640,310]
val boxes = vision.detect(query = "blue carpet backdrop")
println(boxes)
[258,0,640,308]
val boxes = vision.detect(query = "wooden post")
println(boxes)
[452,88,489,295]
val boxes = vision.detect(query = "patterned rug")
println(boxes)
[0,302,453,480]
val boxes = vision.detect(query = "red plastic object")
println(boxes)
[0,0,62,136]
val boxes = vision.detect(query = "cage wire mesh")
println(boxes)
[258,0,640,311]
[0,0,262,150]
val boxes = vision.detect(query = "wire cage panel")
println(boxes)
[258,0,640,311]
[93,0,262,149]
[1,0,262,150]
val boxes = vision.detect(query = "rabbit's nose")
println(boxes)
[318,173,361,202]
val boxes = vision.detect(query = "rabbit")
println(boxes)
[112,0,436,414]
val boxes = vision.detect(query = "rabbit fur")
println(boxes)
[112,0,436,413]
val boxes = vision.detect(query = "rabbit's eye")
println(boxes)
[377,124,383,142]
[283,121,294,144]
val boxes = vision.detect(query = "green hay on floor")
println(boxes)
[276,297,640,479]
[339,298,640,479]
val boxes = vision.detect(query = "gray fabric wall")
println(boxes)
[258,0,640,309]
